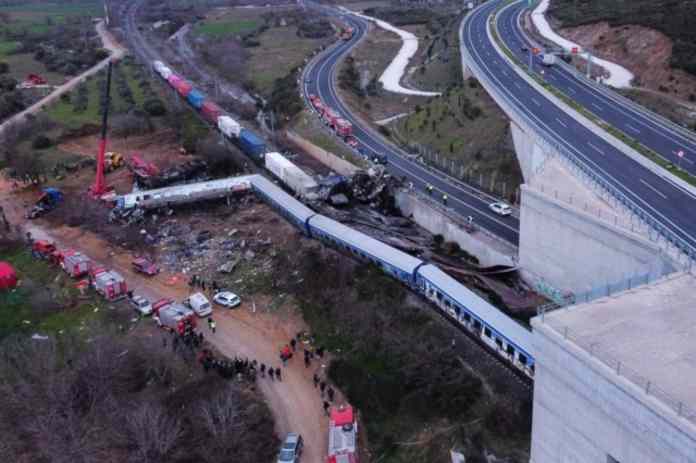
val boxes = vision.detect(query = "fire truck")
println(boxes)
[326,405,358,463]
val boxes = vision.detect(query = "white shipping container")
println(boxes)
[218,116,242,139]
[264,152,319,199]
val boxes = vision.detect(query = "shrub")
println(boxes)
[144,98,166,116]
[32,135,52,149]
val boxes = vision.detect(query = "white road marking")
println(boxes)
[567,86,577,94]
[587,142,605,155]
[555,118,567,128]
[640,179,668,199]
[514,82,522,89]
[625,123,641,134]
[591,102,603,111]
[531,98,541,106]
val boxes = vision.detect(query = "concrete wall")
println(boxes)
[510,121,549,183]
[286,130,359,177]
[396,191,516,267]
[530,320,696,463]
[519,185,673,295]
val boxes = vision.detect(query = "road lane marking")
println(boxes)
[591,102,603,111]
[625,123,641,134]
[640,179,668,199]
[555,118,567,128]
[531,98,541,106]
[587,142,605,155]
[514,82,522,89]
[567,86,576,94]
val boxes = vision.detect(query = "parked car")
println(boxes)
[132,257,159,276]
[183,292,213,317]
[489,202,513,216]
[278,433,303,463]
[213,290,241,308]
[129,294,153,316]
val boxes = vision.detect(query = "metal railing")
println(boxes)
[538,308,696,425]
[459,4,696,269]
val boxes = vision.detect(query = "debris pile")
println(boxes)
[135,159,209,189]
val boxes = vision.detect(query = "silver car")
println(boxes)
[489,201,513,216]
[213,291,241,308]
[278,433,303,463]
[129,294,153,316]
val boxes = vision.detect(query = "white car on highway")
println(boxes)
[489,202,513,216]
[213,291,241,308]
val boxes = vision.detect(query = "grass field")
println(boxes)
[195,19,260,38]
[0,245,107,340]
[46,63,147,129]
[0,1,103,35]
[248,25,325,94]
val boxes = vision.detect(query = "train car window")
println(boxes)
[484,327,491,338]
[444,299,451,308]
[436,292,442,301]
[454,305,460,315]
[518,354,527,365]
[474,320,482,329]
[463,313,471,322]
[506,345,514,355]
[495,338,503,348]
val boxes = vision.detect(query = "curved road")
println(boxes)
[461,0,696,255]
[303,4,521,246]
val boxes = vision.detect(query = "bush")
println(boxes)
[144,98,166,116]
[31,135,52,149]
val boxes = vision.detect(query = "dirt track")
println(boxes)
[0,20,126,137]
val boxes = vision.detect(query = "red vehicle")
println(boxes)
[31,240,56,259]
[201,101,224,124]
[345,136,358,148]
[93,270,128,301]
[61,250,91,278]
[152,297,175,316]
[340,27,353,40]
[128,154,159,177]
[132,257,159,276]
[323,108,340,127]
[327,405,358,462]
[335,118,353,137]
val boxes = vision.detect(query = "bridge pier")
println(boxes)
[511,125,675,300]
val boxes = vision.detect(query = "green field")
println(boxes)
[0,245,105,339]
[47,63,148,129]
[195,19,260,38]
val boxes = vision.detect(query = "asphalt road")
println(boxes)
[462,0,696,254]
[500,1,696,176]
[302,5,522,246]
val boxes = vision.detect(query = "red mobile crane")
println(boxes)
[90,61,113,198]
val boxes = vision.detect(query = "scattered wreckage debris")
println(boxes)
[133,159,209,189]
[26,188,64,220]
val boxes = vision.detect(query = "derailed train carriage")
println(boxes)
[148,60,536,378]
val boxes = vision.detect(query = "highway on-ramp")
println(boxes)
[461,0,696,256]
[302,4,522,246]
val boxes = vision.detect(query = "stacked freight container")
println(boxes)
[187,89,206,109]
[201,101,223,124]
[218,115,241,138]
[237,129,266,160]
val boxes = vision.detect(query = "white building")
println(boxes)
[530,272,696,463]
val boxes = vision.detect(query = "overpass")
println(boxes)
[460,0,695,296]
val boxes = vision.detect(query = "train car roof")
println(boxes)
[308,214,423,274]
[249,175,316,222]
[418,264,534,357]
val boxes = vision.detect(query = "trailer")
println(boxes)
[237,128,266,160]
[93,269,128,301]
[187,89,206,109]
[201,101,224,124]
[264,152,319,199]
[218,115,242,138]
[62,251,91,278]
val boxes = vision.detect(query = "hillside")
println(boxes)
[548,0,696,75]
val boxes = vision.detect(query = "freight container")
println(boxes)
[217,115,242,138]
[265,152,319,199]
[167,74,182,88]
[159,66,172,80]
[335,118,352,137]
[62,251,91,278]
[173,79,193,97]
[201,101,223,124]
[187,89,206,109]
[237,128,266,160]
[94,270,128,301]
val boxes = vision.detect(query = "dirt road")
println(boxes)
[0,20,126,136]
[0,182,331,463]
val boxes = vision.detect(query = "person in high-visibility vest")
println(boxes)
[442,194,448,205]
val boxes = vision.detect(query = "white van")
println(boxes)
[183,292,213,317]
